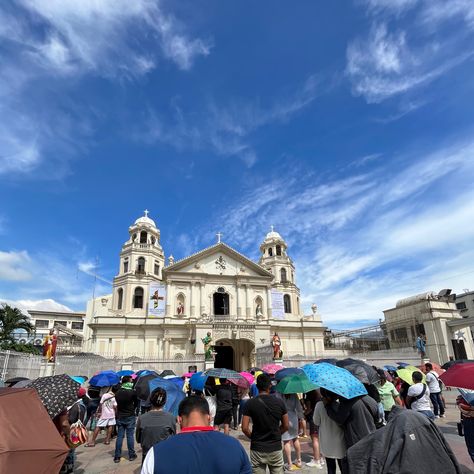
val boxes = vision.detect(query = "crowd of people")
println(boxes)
[2,360,473,474]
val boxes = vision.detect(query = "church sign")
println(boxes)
[271,290,285,319]
[148,282,166,317]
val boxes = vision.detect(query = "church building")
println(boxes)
[82,212,326,370]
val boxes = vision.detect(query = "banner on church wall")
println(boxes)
[148,282,166,317]
[271,290,285,319]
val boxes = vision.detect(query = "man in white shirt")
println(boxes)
[406,371,435,420]
[425,363,445,418]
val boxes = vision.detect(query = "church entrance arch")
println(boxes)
[214,338,255,372]
[213,289,229,316]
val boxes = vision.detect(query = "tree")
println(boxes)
[0,304,34,343]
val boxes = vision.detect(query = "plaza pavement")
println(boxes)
[75,391,474,474]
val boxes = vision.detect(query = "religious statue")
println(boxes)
[416,334,426,358]
[43,329,58,363]
[202,332,213,360]
[272,332,282,360]
[177,301,184,316]
[255,303,263,319]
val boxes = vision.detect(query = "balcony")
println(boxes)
[135,269,146,277]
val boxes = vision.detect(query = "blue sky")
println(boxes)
[1,0,474,328]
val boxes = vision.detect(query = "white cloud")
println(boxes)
[0,250,32,281]
[202,136,474,325]
[421,0,474,31]
[141,75,320,165]
[362,0,419,14]
[0,298,73,314]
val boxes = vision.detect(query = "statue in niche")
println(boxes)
[255,303,263,319]
[177,301,184,316]
[272,332,282,360]
[202,332,213,360]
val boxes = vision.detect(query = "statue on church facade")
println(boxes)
[177,301,184,316]
[256,303,263,319]
[202,331,213,360]
[272,332,282,360]
[43,329,58,363]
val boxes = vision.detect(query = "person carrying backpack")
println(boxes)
[86,385,118,446]
[425,363,445,418]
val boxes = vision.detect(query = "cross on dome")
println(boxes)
[270,225,274,232]
[216,232,223,243]
[144,209,149,217]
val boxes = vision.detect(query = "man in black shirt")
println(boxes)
[214,379,233,435]
[242,374,288,474]
[114,378,139,463]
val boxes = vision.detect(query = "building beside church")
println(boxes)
[82,211,326,370]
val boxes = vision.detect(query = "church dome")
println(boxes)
[264,227,284,242]
[134,210,156,228]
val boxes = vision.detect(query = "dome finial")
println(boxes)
[144,209,149,217]
[270,225,274,232]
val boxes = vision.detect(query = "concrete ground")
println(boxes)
[75,392,474,474]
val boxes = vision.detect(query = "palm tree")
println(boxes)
[0,304,34,343]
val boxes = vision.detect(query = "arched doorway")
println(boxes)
[213,290,229,315]
[214,345,234,370]
[214,339,255,372]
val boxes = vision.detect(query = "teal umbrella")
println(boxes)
[276,373,317,394]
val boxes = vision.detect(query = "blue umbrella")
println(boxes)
[302,363,367,399]
[148,378,186,416]
[165,377,185,390]
[70,376,86,384]
[397,362,410,368]
[189,372,208,391]
[458,389,474,406]
[117,370,134,377]
[314,358,338,365]
[274,367,304,381]
[89,370,120,387]
[136,370,159,377]
[384,365,398,372]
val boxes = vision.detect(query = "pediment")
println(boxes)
[163,243,273,278]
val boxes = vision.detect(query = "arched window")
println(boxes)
[137,257,145,273]
[276,245,282,256]
[117,288,123,310]
[133,287,144,309]
[140,231,147,243]
[268,247,273,256]
[284,294,291,313]
[280,268,287,282]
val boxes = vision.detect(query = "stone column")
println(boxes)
[266,286,273,319]
[245,284,251,319]
[163,338,171,358]
[200,282,206,315]
[165,280,172,316]
[236,283,242,318]
[190,282,195,317]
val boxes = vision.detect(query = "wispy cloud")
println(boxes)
[0,250,32,281]
[140,74,321,165]
[201,136,474,324]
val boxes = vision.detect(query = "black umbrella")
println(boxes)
[160,370,176,377]
[314,358,338,365]
[336,358,381,385]
[135,374,161,401]
[27,374,81,419]
[441,359,474,370]
[248,367,262,374]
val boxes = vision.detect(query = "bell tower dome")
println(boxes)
[259,227,301,318]
[111,210,166,315]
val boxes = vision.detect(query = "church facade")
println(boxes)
[83,212,326,371]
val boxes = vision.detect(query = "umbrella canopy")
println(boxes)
[383,365,398,372]
[136,374,161,401]
[261,363,285,375]
[204,368,249,388]
[439,362,474,390]
[182,372,195,378]
[396,366,426,386]
[27,374,81,419]
[275,367,304,381]
[5,377,30,387]
[336,358,381,385]
[302,362,367,399]
[148,378,186,416]
[12,380,31,388]
[458,389,474,406]
[441,359,474,370]
[160,370,176,377]
[397,362,410,368]
[136,370,159,377]
[314,358,338,365]
[240,372,255,385]
[89,370,120,387]
[163,376,185,390]
[248,367,262,374]
[276,373,317,394]
[0,388,69,473]
[70,376,86,384]
[189,372,207,392]
[117,370,134,377]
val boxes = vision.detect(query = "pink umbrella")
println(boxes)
[262,363,285,375]
[182,372,195,378]
[240,372,255,385]
[131,374,137,380]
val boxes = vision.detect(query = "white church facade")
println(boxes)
[82,212,326,371]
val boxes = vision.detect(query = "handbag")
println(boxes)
[67,420,88,448]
